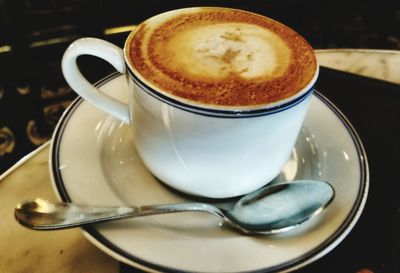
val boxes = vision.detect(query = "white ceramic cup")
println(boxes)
[62,8,318,198]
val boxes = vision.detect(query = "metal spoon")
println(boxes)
[15,180,334,235]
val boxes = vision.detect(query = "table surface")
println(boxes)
[1,49,399,273]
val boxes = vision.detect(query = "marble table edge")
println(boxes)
[315,48,400,54]
[0,141,51,182]
[316,49,400,85]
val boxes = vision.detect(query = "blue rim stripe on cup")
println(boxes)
[126,65,314,118]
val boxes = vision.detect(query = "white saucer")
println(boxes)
[50,73,368,273]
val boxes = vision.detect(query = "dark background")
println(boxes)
[1,0,400,173]
[0,1,399,273]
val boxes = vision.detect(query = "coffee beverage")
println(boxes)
[127,7,317,108]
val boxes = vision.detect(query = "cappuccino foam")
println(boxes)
[127,8,317,108]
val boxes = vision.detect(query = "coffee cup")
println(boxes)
[61,7,318,198]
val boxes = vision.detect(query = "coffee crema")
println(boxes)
[127,7,317,108]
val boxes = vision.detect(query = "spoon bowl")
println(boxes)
[15,180,334,235]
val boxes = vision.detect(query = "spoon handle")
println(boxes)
[15,199,223,230]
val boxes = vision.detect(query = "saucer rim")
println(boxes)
[49,73,369,273]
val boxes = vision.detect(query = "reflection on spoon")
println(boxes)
[15,180,334,235]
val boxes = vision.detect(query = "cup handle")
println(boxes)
[62,37,130,124]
